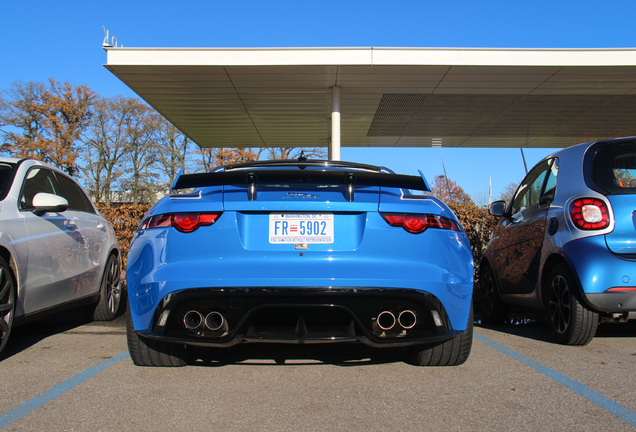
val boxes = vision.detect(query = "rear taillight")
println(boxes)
[569,198,610,230]
[381,213,460,234]
[139,213,221,233]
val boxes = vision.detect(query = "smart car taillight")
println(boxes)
[569,198,610,230]
[140,213,221,233]
[381,213,461,234]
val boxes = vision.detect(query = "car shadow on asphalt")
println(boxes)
[189,343,411,367]
[0,307,127,362]
[474,312,636,345]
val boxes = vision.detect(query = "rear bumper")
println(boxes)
[583,292,636,314]
[561,236,636,313]
[135,287,469,348]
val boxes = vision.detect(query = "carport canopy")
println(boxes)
[104,47,636,159]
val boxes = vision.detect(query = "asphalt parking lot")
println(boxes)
[0,311,635,431]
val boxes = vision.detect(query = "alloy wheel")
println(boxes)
[0,265,15,352]
[106,258,121,314]
[548,274,571,334]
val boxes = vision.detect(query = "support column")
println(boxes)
[330,86,341,161]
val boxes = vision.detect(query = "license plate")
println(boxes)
[269,213,334,244]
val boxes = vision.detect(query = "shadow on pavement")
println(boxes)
[0,307,127,361]
[189,343,410,367]
[474,311,636,345]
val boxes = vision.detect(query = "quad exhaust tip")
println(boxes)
[376,311,396,331]
[184,310,228,333]
[398,310,417,330]
[205,311,225,331]
[183,310,203,330]
[374,309,418,332]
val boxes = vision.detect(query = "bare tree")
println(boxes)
[195,147,258,172]
[499,181,520,203]
[120,101,159,204]
[81,96,137,203]
[266,147,327,160]
[156,117,192,183]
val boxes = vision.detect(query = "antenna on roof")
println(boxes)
[298,150,307,162]
[102,26,120,48]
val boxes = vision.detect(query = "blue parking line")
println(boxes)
[474,333,636,427]
[0,351,129,430]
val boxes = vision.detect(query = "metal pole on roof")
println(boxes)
[330,86,341,161]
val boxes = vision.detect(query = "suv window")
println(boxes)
[0,162,16,201]
[593,143,636,194]
[20,168,58,210]
[54,173,95,214]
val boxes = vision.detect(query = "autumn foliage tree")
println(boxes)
[430,175,474,205]
[0,79,95,176]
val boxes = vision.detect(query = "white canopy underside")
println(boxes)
[104,47,636,150]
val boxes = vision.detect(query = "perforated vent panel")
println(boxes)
[368,94,636,139]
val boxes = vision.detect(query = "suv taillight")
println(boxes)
[569,198,610,230]
[139,213,221,233]
[381,213,460,234]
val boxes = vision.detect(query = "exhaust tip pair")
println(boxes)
[375,309,417,331]
[184,310,226,331]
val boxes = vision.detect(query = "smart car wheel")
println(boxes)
[126,303,189,367]
[91,254,122,321]
[0,256,16,354]
[475,265,509,324]
[408,304,473,366]
[546,264,598,345]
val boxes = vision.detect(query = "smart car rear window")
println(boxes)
[593,143,636,195]
[0,163,16,201]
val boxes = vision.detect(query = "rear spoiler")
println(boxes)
[171,169,431,202]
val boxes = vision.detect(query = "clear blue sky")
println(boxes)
[2,0,635,201]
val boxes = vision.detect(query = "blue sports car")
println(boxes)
[125,158,474,366]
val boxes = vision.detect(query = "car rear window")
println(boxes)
[0,162,16,201]
[593,143,636,195]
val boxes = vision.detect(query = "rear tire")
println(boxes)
[545,263,598,345]
[91,254,122,321]
[475,265,509,324]
[0,257,16,354]
[126,303,189,367]
[408,305,473,366]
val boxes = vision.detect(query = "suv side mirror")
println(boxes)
[489,200,507,217]
[32,193,69,216]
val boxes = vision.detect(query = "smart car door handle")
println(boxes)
[96,222,105,231]
[65,219,77,230]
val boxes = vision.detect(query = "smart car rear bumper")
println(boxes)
[562,236,636,313]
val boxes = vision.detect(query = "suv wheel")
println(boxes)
[0,257,15,354]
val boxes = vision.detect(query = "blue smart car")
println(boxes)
[477,137,636,345]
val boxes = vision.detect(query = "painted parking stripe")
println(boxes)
[475,333,636,427]
[0,351,129,430]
